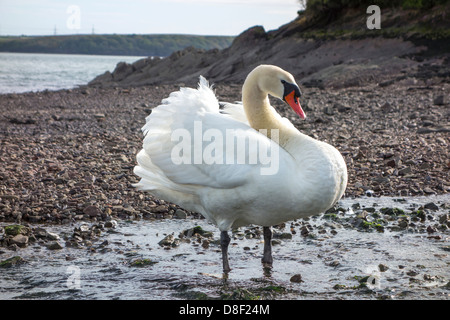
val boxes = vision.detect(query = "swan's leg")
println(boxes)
[262,226,273,265]
[220,231,231,273]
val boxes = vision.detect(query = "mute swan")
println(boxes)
[134,65,347,273]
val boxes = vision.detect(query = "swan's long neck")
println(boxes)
[242,76,297,147]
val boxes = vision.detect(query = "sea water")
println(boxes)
[0,52,145,94]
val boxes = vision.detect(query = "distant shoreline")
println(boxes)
[0,34,235,57]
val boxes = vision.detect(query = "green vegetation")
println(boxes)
[0,256,26,268]
[129,258,158,267]
[295,0,450,41]
[4,224,26,236]
[360,219,385,232]
[304,0,450,15]
[0,34,235,57]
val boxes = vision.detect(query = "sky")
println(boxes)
[0,0,302,36]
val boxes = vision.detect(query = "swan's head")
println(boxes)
[249,65,306,119]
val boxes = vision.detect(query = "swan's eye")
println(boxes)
[281,80,287,84]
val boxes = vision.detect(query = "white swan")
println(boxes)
[134,65,347,273]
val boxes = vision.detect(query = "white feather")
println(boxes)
[134,71,347,231]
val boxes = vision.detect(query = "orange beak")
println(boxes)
[285,90,306,120]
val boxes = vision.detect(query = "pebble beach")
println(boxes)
[0,81,449,300]
[1,82,448,224]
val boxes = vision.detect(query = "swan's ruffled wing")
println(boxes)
[135,77,281,191]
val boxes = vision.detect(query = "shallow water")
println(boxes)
[0,194,449,300]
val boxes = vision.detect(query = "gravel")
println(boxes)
[0,81,448,225]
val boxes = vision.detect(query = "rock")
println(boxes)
[300,226,309,236]
[379,79,395,87]
[34,227,59,240]
[328,260,340,267]
[271,239,282,246]
[423,274,436,281]
[356,210,369,220]
[417,126,450,134]
[8,244,19,251]
[364,189,375,197]
[426,225,437,234]
[385,158,397,168]
[174,209,187,219]
[381,102,393,112]
[152,205,168,213]
[181,226,214,238]
[47,232,60,241]
[10,234,28,248]
[398,220,409,229]
[290,274,303,283]
[406,270,419,277]
[424,202,439,211]
[439,214,449,224]
[129,258,157,267]
[158,234,180,247]
[423,187,436,195]
[323,106,334,115]
[94,113,106,120]
[274,232,293,240]
[7,117,36,125]
[111,62,135,81]
[47,241,63,250]
[4,225,28,236]
[335,103,352,112]
[0,256,26,268]
[201,239,210,249]
[378,264,389,272]
[433,95,445,105]
[83,205,102,217]
[398,167,412,176]
[104,220,118,228]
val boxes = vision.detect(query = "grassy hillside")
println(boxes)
[275,0,450,41]
[0,34,235,57]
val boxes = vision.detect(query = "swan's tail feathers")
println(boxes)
[134,150,204,213]
[134,150,173,191]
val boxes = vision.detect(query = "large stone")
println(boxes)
[47,241,63,250]
[158,234,180,247]
[83,205,102,217]
[4,225,28,236]
[0,256,26,268]
[433,95,446,105]
[10,234,28,248]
